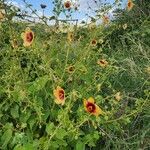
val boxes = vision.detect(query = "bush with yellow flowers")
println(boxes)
[0,0,149,150]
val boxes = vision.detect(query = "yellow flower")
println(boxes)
[67,32,74,43]
[127,0,134,11]
[97,59,108,68]
[115,92,122,101]
[64,1,72,9]
[53,86,65,105]
[122,23,128,30]
[91,39,97,46]
[21,27,34,47]
[102,15,109,25]
[83,97,103,116]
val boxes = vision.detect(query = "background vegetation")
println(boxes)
[0,0,150,149]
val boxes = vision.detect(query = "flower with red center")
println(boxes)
[127,0,134,11]
[64,1,72,9]
[84,97,103,116]
[102,15,109,25]
[91,39,97,46]
[21,27,34,47]
[97,59,108,68]
[53,86,65,105]
[66,65,75,73]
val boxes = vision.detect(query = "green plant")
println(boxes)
[0,0,150,150]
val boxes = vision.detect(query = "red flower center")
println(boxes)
[68,66,74,72]
[92,40,96,45]
[100,60,105,64]
[26,32,33,43]
[64,1,71,9]
[128,1,132,8]
[86,102,96,113]
[59,90,65,100]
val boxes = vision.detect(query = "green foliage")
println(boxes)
[0,0,150,150]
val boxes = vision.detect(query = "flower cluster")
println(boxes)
[53,86,103,116]
[18,1,134,118]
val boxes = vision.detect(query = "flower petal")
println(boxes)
[25,27,31,32]
[88,97,95,103]
[94,105,103,116]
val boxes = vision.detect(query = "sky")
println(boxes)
[7,0,127,24]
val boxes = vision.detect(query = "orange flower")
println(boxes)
[97,59,108,68]
[102,15,109,25]
[91,39,97,46]
[64,1,72,9]
[53,86,65,105]
[127,0,134,11]
[21,27,34,47]
[84,97,103,116]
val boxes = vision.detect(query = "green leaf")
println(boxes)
[93,131,99,139]
[49,141,59,149]
[20,109,31,123]
[11,132,25,146]
[14,144,25,150]
[1,129,13,149]
[75,141,85,150]
[23,143,34,150]
[46,123,55,135]
[28,75,49,93]
[55,128,67,140]
[28,116,36,130]
[11,104,19,118]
